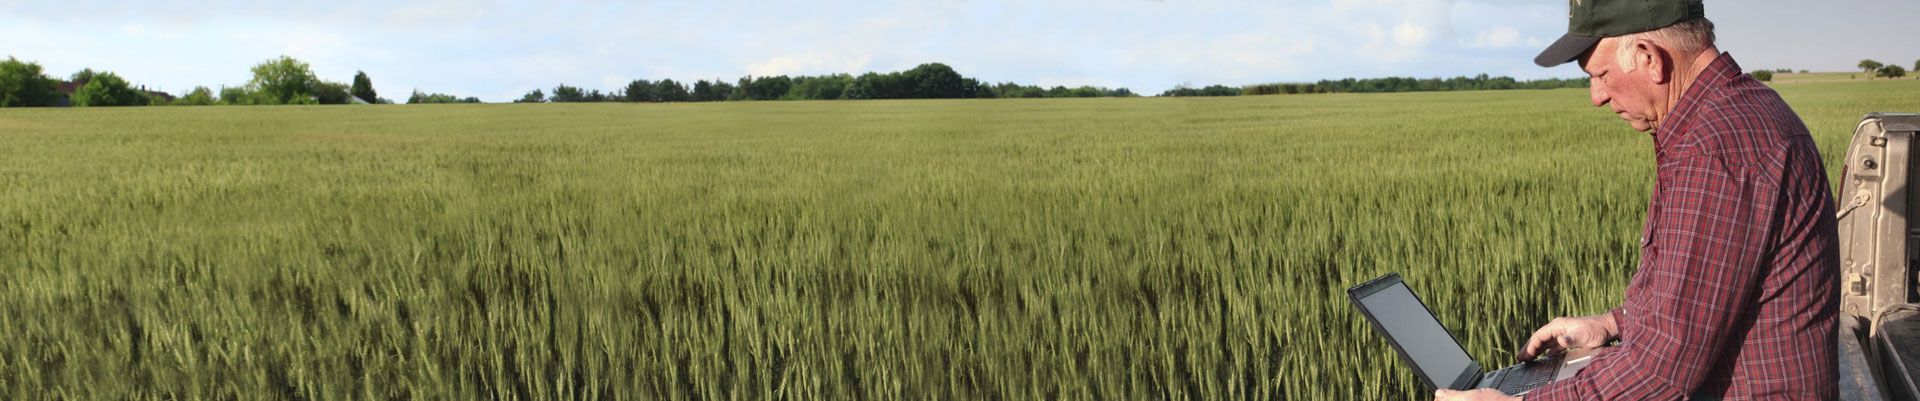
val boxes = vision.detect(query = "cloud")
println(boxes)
[1394,21,1434,48]
[1465,26,1522,49]
[746,53,875,77]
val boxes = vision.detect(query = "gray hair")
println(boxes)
[1616,18,1716,72]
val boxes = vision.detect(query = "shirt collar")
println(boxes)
[1653,52,1741,158]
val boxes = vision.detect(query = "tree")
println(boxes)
[841,72,891,99]
[69,68,100,84]
[709,81,738,101]
[172,86,217,106]
[624,79,655,102]
[1750,70,1773,82]
[0,57,62,107]
[550,84,587,102]
[408,90,481,104]
[1860,59,1884,77]
[248,56,323,104]
[785,74,849,100]
[1879,65,1908,79]
[1914,60,1919,74]
[741,75,792,100]
[219,86,258,105]
[69,71,150,107]
[902,63,969,98]
[691,80,718,102]
[313,81,352,104]
[654,79,690,102]
[515,89,545,103]
[350,71,377,104]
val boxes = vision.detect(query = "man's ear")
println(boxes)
[1630,38,1671,84]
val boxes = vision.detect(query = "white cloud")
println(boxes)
[1393,21,1434,48]
[1465,26,1522,49]
[746,53,875,77]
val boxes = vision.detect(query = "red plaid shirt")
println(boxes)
[1527,53,1840,400]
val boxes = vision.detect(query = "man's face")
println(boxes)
[1579,39,1661,132]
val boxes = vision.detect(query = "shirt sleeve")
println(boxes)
[1525,152,1778,400]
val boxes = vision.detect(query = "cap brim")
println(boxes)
[1533,34,1601,67]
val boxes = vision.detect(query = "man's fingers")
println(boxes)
[1518,329,1562,361]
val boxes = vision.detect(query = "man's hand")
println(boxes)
[1435,389,1518,401]
[1516,313,1619,361]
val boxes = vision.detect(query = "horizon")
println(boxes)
[3,0,1915,102]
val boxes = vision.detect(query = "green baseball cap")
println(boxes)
[1533,0,1706,67]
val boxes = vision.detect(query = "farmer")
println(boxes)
[1436,1,1840,400]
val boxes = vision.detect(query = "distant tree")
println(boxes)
[408,90,482,104]
[841,73,888,99]
[901,63,971,98]
[727,78,750,100]
[219,86,258,105]
[1860,59,1884,77]
[712,81,738,101]
[172,86,217,106]
[248,56,324,104]
[1159,84,1242,97]
[69,71,150,107]
[69,68,100,84]
[1879,65,1907,79]
[313,81,352,104]
[550,84,587,102]
[623,79,655,102]
[691,79,719,102]
[654,79,690,102]
[987,82,1043,98]
[0,57,62,107]
[350,71,377,104]
[1914,60,1919,74]
[785,74,850,100]
[515,89,545,103]
[1750,70,1773,82]
[742,75,792,100]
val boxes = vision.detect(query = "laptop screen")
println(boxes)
[1356,281,1476,387]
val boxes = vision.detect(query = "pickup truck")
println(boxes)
[1834,113,1920,401]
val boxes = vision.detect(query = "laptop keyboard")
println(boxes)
[1491,362,1557,395]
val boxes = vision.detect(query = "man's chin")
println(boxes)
[1623,118,1654,132]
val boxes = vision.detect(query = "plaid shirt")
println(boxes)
[1527,53,1839,400]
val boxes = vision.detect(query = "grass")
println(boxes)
[1769,71,1920,84]
[2,77,1917,400]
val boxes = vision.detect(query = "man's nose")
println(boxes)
[1589,85,1609,107]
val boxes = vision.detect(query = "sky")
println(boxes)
[2,0,1914,102]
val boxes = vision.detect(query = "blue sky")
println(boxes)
[2,0,1914,102]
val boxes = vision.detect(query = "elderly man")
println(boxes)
[1436,1,1840,400]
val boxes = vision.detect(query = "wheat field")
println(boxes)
[2,78,1916,400]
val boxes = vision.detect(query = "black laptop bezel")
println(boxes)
[1347,272,1482,391]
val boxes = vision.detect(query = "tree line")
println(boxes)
[1857,59,1911,80]
[1159,74,1591,97]
[0,56,478,107]
[513,63,1137,103]
[19,54,1901,108]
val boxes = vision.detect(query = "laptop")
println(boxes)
[1347,272,1591,395]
